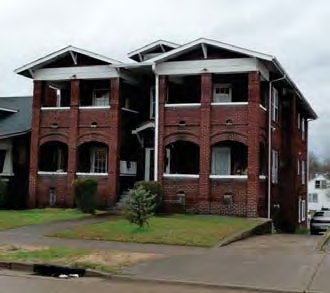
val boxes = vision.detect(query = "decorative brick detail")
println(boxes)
[28,81,42,208]
[108,78,121,200]
[247,72,261,217]
[199,73,212,201]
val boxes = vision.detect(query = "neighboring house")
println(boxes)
[0,96,32,207]
[15,38,317,228]
[308,174,330,213]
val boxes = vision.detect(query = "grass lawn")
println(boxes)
[0,245,159,274]
[0,209,91,231]
[54,214,264,247]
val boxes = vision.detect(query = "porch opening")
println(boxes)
[164,141,199,175]
[79,80,110,107]
[42,81,71,108]
[212,74,248,103]
[166,75,201,104]
[39,141,68,172]
[211,141,247,175]
[77,142,108,173]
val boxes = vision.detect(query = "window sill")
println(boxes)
[0,173,14,177]
[121,107,139,114]
[211,102,248,106]
[38,171,67,175]
[79,106,110,110]
[259,175,267,180]
[165,103,201,108]
[163,174,199,179]
[210,175,248,180]
[41,107,70,111]
[76,172,108,176]
[259,104,267,111]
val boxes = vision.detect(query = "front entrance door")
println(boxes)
[144,148,154,181]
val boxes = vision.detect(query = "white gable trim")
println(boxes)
[0,107,18,113]
[127,40,180,58]
[34,65,119,81]
[146,38,274,63]
[155,58,269,79]
[15,45,122,76]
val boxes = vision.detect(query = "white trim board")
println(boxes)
[34,65,119,81]
[155,58,269,79]
[128,40,180,59]
[15,45,122,77]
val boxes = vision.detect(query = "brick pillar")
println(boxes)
[28,81,42,208]
[66,79,79,206]
[199,73,212,213]
[247,72,261,217]
[157,76,166,183]
[108,78,121,203]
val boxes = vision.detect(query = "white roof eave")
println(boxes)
[127,40,180,58]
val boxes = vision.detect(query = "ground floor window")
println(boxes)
[77,142,108,173]
[308,193,318,203]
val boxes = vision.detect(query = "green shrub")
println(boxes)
[0,179,7,207]
[133,181,162,212]
[123,186,157,228]
[73,178,98,214]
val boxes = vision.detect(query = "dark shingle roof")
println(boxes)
[0,96,32,139]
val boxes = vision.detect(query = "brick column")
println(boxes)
[28,81,42,208]
[66,79,79,206]
[199,73,212,213]
[247,72,261,217]
[157,76,166,183]
[108,78,121,202]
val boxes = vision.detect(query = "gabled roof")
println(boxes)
[0,96,32,139]
[146,38,274,63]
[15,45,122,78]
[128,40,180,62]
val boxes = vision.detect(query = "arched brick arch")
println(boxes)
[39,133,68,146]
[77,133,110,146]
[211,131,248,146]
[164,131,200,146]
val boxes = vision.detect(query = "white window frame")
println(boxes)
[297,112,301,129]
[301,160,306,185]
[271,87,279,122]
[93,89,110,106]
[301,117,305,141]
[90,147,107,173]
[301,199,306,222]
[213,83,232,103]
[297,158,300,176]
[272,149,279,184]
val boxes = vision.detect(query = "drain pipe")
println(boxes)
[152,63,159,181]
[267,75,286,219]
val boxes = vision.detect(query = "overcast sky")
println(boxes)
[0,0,329,158]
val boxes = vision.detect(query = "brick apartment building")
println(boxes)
[15,38,317,228]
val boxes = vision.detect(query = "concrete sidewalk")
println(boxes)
[126,234,328,293]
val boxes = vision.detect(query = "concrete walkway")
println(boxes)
[0,218,329,292]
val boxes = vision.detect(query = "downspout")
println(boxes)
[267,75,286,219]
[152,63,159,181]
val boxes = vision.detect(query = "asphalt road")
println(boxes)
[0,270,262,293]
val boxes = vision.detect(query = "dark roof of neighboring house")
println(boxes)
[0,96,32,139]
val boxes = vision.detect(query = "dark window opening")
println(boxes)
[42,82,70,107]
[259,143,267,175]
[211,141,247,175]
[0,150,6,173]
[167,76,201,104]
[80,80,110,106]
[39,142,68,172]
[164,141,199,174]
[77,142,108,173]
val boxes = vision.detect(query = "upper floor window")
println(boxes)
[272,149,279,184]
[213,84,232,103]
[271,87,279,122]
[315,180,327,189]
[297,158,300,175]
[301,160,306,185]
[93,89,109,106]
[297,113,301,129]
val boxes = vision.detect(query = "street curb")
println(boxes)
[217,218,272,247]
[0,261,319,293]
